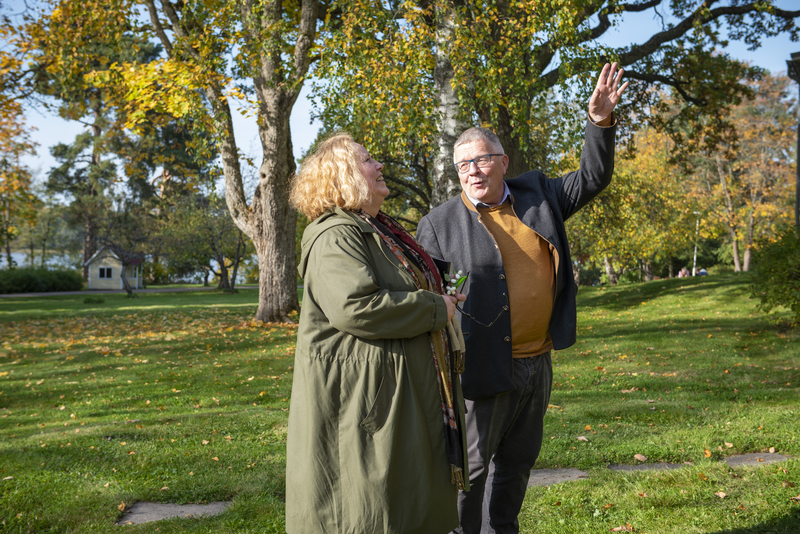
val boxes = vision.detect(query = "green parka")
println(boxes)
[286,208,467,534]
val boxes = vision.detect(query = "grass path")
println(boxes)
[0,276,797,533]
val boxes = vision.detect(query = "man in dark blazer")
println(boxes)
[416,63,628,534]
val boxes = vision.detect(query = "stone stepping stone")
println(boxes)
[609,462,685,472]
[724,452,789,468]
[528,468,589,487]
[116,501,232,525]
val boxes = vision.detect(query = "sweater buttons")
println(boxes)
[499,274,505,280]
[503,305,509,311]
[504,336,511,342]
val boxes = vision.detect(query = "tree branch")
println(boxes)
[623,69,706,105]
[143,0,173,56]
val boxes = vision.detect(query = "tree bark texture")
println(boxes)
[642,258,653,281]
[431,3,470,208]
[715,156,741,272]
[82,215,97,281]
[604,255,619,285]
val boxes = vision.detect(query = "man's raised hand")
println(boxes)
[588,62,629,123]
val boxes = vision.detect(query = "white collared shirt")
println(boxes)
[464,182,511,208]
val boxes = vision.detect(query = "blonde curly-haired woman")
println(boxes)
[286,132,467,534]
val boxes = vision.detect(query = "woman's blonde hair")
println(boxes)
[290,132,370,219]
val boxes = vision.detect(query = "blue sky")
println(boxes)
[11,1,799,181]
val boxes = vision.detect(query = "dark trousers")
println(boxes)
[453,352,552,534]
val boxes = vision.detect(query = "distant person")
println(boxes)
[698,268,708,276]
[286,132,468,534]
[678,267,689,278]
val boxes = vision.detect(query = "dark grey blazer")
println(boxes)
[416,120,616,399]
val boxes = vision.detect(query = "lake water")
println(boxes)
[0,251,252,285]
[0,251,79,270]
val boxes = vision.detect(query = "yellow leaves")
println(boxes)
[610,524,635,532]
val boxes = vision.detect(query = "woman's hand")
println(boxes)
[444,292,467,322]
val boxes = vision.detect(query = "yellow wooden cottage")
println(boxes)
[85,247,143,290]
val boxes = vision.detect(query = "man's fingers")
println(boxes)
[597,62,611,87]
[611,67,624,89]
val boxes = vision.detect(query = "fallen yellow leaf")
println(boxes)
[714,491,726,498]
[634,454,647,462]
[610,524,635,532]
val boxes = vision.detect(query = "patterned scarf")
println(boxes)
[357,209,465,489]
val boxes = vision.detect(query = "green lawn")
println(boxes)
[1,276,797,533]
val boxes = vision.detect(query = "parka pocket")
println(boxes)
[359,369,397,436]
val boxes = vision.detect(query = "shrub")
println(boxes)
[751,229,800,325]
[0,267,84,294]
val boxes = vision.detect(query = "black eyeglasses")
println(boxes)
[453,154,504,174]
[456,292,509,328]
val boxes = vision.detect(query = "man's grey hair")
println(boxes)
[453,127,504,158]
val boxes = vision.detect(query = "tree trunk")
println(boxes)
[215,252,231,291]
[572,237,582,288]
[28,234,35,267]
[230,230,246,292]
[715,156,741,272]
[120,264,134,297]
[253,125,298,320]
[3,201,11,268]
[430,3,470,208]
[642,258,654,281]
[82,216,97,280]
[743,206,756,272]
[479,105,529,180]
[604,255,619,285]
[668,261,674,278]
[40,213,52,268]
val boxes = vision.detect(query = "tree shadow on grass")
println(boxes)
[707,509,800,533]
[577,274,752,312]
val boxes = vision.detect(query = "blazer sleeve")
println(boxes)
[551,119,617,220]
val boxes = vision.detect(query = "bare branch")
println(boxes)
[143,0,173,56]
[159,0,202,62]
[290,0,319,87]
[623,69,705,105]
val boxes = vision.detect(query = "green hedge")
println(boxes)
[751,228,800,325]
[0,267,84,294]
